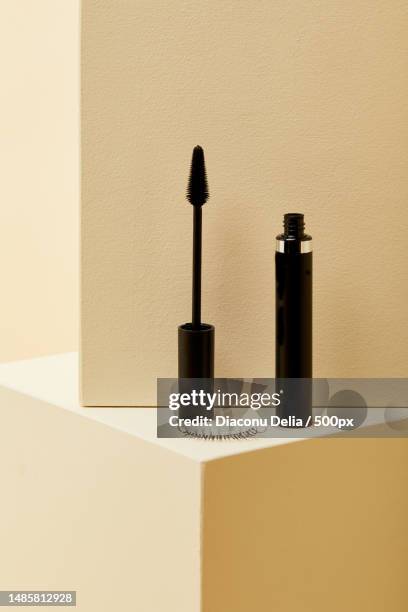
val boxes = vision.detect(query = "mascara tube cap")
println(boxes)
[178,323,215,378]
[178,323,214,419]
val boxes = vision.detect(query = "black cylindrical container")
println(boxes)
[178,323,214,418]
[276,213,312,425]
[178,323,214,378]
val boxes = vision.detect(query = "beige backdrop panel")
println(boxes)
[81,0,408,405]
[0,1,78,362]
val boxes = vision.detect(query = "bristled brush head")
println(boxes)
[187,145,209,206]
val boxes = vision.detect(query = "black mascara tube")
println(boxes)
[275,213,312,426]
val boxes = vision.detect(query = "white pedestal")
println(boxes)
[0,354,407,611]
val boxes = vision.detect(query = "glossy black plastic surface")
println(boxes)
[276,247,312,423]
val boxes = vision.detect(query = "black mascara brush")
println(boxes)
[187,145,208,328]
[178,146,214,380]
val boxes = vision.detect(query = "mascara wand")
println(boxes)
[178,146,214,381]
[188,145,208,328]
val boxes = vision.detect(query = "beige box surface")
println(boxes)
[1,353,407,611]
[81,0,408,405]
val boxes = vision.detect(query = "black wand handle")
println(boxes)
[192,205,202,328]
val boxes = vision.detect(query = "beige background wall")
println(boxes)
[1,2,405,396]
[0,1,79,362]
[82,0,408,405]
